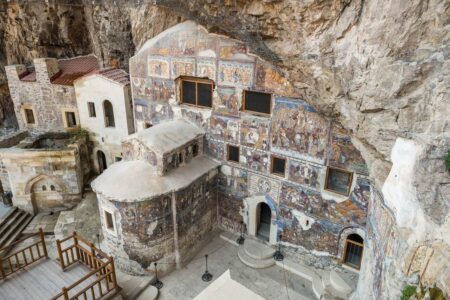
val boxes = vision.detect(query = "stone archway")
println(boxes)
[25,174,65,214]
[243,195,279,245]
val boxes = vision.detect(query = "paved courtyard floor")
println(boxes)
[147,234,316,300]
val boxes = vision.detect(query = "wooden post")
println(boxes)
[73,232,80,263]
[110,257,118,290]
[0,258,6,279]
[56,238,65,271]
[90,242,96,271]
[39,228,48,259]
[62,287,69,300]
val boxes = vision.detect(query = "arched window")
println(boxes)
[103,100,115,127]
[50,185,56,191]
[42,185,47,191]
[344,234,364,270]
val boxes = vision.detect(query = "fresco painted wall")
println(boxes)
[129,21,371,258]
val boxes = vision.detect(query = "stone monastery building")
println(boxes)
[1,21,380,286]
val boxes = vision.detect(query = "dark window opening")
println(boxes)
[178,152,183,164]
[271,156,286,176]
[65,112,77,128]
[344,234,364,270]
[88,102,96,117]
[243,90,272,115]
[50,185,55,191]
[42,185,47,191]
[105,211,114,230]
[103,100,115,127]
[193,143,199,157]
[227,145,240,163]
[25,108,35,124]
[181,78,213,108]
[325,167,353,196]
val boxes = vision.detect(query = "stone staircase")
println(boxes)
[0,207,33,256]
[237,237,276,269]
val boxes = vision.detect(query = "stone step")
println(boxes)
[136,285,159,300]
[0,210,33,257]
[219,231,240,246]
[0,211,33,248]
[243,238,275,260]
[327,270,353,299]
[275,258,324,299]
[117,269,155,300]
[238,244,275,269]
[0,206,18,229]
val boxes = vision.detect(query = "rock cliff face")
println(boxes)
[0,1,448,298]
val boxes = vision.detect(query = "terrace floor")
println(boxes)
[143,234,316,300]
[0,258,98,300]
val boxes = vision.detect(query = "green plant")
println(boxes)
[446,150,450,172]
[401,285,417,300]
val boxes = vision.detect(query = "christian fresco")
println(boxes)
[218,61,254,87]
[209,114,239,143]
[287,159,321,189]
[171,57,196,79]
[147,56,170,79]
[329,124,368,175]
[213,87,240,116]
[196,59,217,80]
[271,97,329,162]
[240,148,269,173]
[240,116,270,151]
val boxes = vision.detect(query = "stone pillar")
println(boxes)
[34,58,59,83]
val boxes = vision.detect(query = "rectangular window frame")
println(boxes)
[65,111,77,128]
[324,166,353,196]
[88,102,96,117]
[227,144,240,163]
[24,108,35,124]
[104,210,116,233]
[180,77,214,108]
[343,240,364,270]
[271,155,286,177]
[242,90,273,116]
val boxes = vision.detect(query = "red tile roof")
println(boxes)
[18,55,100,86]
[95,68,130,86]
[52,56,100,85]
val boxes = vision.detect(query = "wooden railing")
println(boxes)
[53,232,120,300]
[0,228,48,280]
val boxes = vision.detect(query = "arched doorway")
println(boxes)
[97,150,107,173]
[256,202,271,241]
[103,100,115,127]
[29,176,63,213]
[343,233,364,270]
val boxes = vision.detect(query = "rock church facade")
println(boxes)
[90,21,371,275]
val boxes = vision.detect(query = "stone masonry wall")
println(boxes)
[5,59,79,133]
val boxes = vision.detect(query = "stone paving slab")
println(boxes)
[23,211,60,234]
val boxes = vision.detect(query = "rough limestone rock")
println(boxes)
[0,1,449,298]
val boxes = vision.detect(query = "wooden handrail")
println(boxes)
[0,231,41,253]
[53,232,121,300]
[0,228,48,280]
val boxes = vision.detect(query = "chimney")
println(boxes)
[34,58,60,83]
